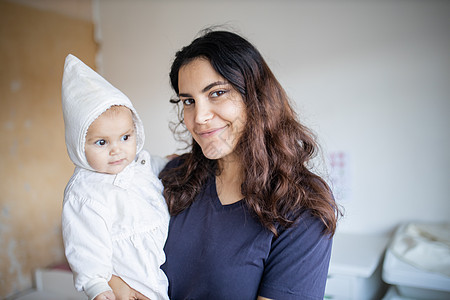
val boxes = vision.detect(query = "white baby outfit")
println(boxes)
[61,54,170,300]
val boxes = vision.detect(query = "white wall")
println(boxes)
[96,0,450,235]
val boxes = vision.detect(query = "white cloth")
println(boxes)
[390,222,450,277]
[61,54,145,171]
[62,150,170,300]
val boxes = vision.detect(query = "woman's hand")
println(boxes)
[166,153,179,161]
[108,275,150,300]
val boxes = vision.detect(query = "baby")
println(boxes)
[61,54,169,300]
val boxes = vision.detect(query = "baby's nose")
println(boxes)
[109,144,121,155]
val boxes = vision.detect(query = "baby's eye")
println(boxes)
[95,139,107,146]
[121,134,130,141]
[182,98,195,106]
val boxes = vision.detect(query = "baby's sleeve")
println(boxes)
[148,153,169,176]
[62,195,113,300]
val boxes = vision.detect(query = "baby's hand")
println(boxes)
[93,290,116,300]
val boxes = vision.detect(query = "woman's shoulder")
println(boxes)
[161,154,188,173]
[277,209,330,240]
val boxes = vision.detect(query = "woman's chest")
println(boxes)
[163,197,273,299]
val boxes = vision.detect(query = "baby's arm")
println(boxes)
[94,290,115,300]
[62,196,114,299]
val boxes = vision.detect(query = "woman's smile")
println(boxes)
[196,125,227,137]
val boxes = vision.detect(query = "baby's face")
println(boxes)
[85,106,137,174]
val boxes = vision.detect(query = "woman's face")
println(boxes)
[178,58,247,161]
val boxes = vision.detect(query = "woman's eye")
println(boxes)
[211,90,226,98]
[182,98,195,106]
[95,139,106,146]
[121,134,130,141]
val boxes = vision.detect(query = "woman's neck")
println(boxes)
[216,155,244,205]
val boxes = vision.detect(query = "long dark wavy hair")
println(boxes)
[160,29,341,236]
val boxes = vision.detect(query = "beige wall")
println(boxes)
[0,1,96,297]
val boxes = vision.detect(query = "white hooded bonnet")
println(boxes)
[62,54,145,171]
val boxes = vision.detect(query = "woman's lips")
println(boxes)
[197,126,227,137]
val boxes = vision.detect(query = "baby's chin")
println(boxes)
[97,162,129,175]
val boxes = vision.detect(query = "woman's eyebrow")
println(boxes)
[202,81,228,93]
[178,81,228,97]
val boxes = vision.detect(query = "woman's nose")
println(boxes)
[194,101,213,124]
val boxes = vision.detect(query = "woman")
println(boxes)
[111,29,340,300]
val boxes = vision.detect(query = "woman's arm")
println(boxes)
[108,276,150,300]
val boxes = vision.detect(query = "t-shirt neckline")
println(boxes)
[208,176,244,211]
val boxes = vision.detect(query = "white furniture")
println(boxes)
[325,233,389,300]
[11,267,86,300]
[382,223,450,300]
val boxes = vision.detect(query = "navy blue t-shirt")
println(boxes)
[161,161,332,300]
